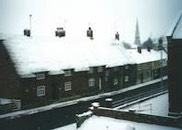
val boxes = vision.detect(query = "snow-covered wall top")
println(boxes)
[1,33,167,77]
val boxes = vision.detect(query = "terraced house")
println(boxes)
[0,28,167,109]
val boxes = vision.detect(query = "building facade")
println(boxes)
[167,11,182,115]
[0,35,167,109]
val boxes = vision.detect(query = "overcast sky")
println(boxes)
[0,0,182,43]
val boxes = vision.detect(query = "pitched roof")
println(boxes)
[127,49,167,64]
[1,34,135,77]
[1,33,167,77]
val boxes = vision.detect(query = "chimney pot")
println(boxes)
[147,47,151,52]
[137,46,142,53]
[55,27,65,37]
[115,32,119,40]
[87,27,93,39]
[23,29,31,37]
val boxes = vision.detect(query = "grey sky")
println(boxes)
[0,0,182,43]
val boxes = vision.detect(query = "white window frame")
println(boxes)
[125,65,129,69]
[88,78,95,87]
[154,70,158,77]
[125,76,129,82]
[64,81,72,91]
[89,67,94,73]
[113,77,118,85]
[36,73,45,80]
[64,70,72,76]
[97,66,103,72]
[37,85,45,97]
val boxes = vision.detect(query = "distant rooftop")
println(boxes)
[127,49,167,64]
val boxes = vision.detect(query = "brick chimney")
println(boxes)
[137,46,142,53]
[55,27,66,38]
[87,27,93,40]
[115,32,120,40]
[23,29,31,37]
[23,15,32,37]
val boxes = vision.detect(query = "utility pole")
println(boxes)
[161,50,163,91]
[158,37,163,91]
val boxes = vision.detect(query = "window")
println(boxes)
[36,73,45,80]
[162,59,167,66]
[64,70,71,76]
[89,67,94,73]
[114,67,118,71]
[88,78,95,87]
[105,71,109,81]
[97,66,103,72]
[154,70,158,77]
[113,77,118,85]
[105,71,109,76]
[37,86,45,97]
[125,65,129,69]
[64,81,72,91]
[105,76,108,81]
[124,76,129,82]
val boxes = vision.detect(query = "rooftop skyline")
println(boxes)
[0,0,182,43]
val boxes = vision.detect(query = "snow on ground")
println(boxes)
[52,116,181,130]
[53,87,181,130]
[53,107,181,130]
[52,123,76,130]
[122,93,169,117]
[78,116,180,130]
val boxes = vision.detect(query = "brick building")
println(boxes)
[0,31,167,108]
[167,11,182,115]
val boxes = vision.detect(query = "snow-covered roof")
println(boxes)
[78,115,181,130]
[1,33,135,77]
[1,31,167,77]
[127,49,167,64]
[167,11,182,39]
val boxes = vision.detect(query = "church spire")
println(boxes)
[134,19,141,46]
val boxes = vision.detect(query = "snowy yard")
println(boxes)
[53,93,181,130]
[53,116,181,130]
[121,93,169,117]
